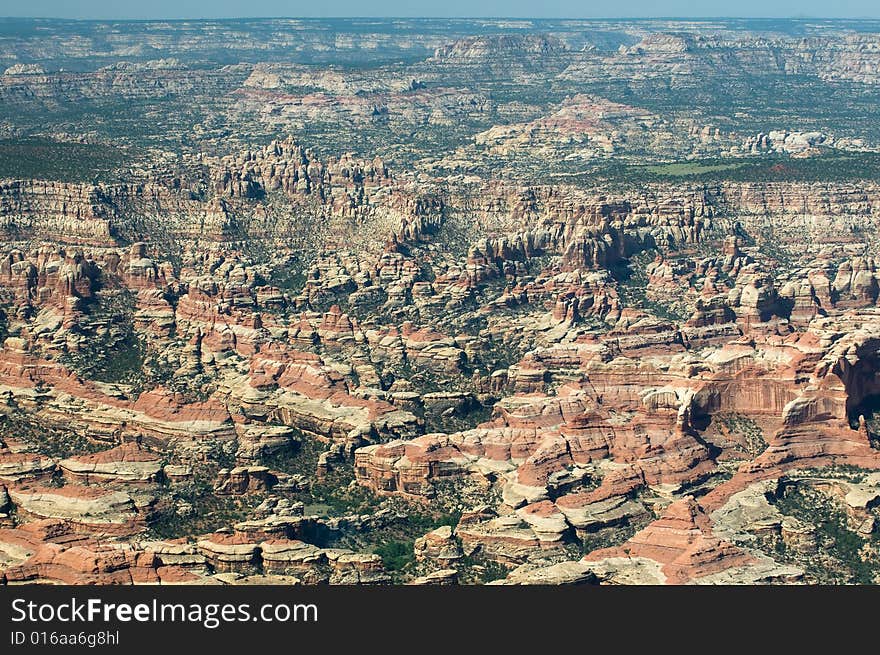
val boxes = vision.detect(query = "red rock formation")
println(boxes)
[60,443,163,485]
[0,520,197,584]
[585,497,759,584]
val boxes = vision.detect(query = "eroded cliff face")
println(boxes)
[1,131,879,585]
[560,32,880,86]
[0,138,440,251]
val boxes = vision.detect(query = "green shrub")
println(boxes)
[373,540,415,571]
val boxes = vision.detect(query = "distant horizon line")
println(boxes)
[2,16,880,22]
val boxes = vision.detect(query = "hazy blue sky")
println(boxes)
[1,1,879,20]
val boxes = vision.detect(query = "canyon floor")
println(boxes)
[1,17,880,585]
